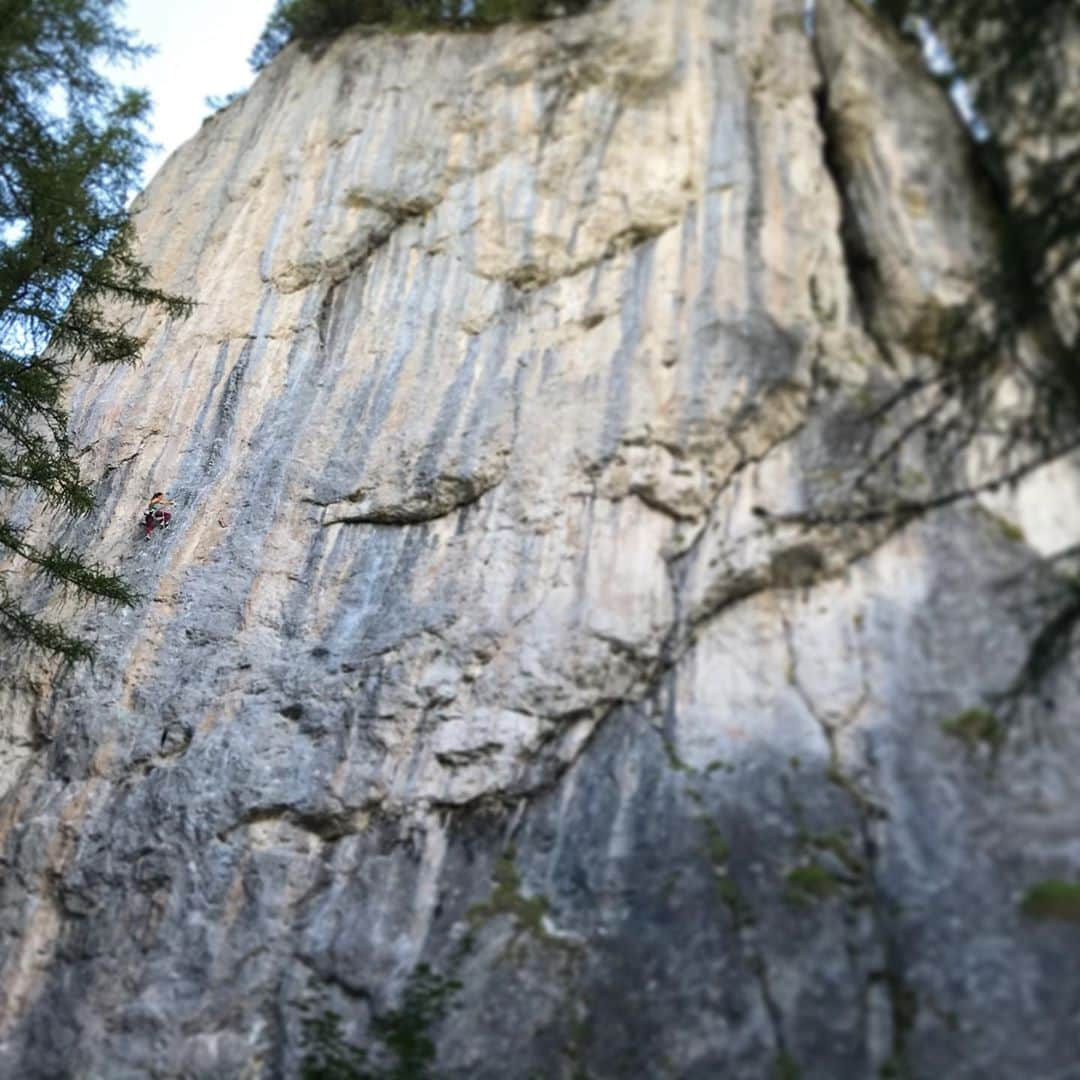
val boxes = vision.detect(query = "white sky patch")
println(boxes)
[913,15,989,140]
[116,0,277,188]
[802,1,988,142]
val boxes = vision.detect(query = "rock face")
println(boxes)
[2,1,1079,1076]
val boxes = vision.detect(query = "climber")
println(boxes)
[143,492,173,540]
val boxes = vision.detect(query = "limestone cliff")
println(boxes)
[2,0,1079,1076]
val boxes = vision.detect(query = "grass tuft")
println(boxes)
[940,708,1004,753]
[1019,880,1080,922]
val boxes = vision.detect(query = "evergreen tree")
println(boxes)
[879,0,1078,355]
[250,0,597,71]
[0,0,190,661]
[827,0,1079,517]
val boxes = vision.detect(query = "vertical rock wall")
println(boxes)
[1,0,1078,1076]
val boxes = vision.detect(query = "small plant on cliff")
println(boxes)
[773,1050,801,1080]
[0,0,190,660]
[1019,880,1080,923]
[300,964,460,1079]
[300,1007,372,1079]
[940,708,1005,754]
[466,847,550,938]
[250,0,599,71]
[783,863,841,906]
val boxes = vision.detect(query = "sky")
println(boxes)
[116,0,279,187]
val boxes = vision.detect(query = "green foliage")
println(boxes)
[861,0,1080,488]
[980,508,1026,544]
[467,847,550,937]
[250,0,598,70]
[821,1,1078,585]
[370,966,462,1079]
[879,0,1077,341]
[300,965,461,1079]
[773,1050,801,1080]
[0,0,190,659]
[698,819,753,927]
[940,708,1004,753]
[1019,880,1080,923]
[868,970,919,1078]
[701,819,729,864]
[996,518,1025,543]
[300,1007,372,1079]
[713,870,751,924]
[800,830,866,879]
[784,863,840,905]
[660,735,691,774]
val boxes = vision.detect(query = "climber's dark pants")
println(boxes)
[144,510,171,538]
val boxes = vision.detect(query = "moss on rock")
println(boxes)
[1020,880,1080,922]
[784,863,841,905]
[940,707,1004,753]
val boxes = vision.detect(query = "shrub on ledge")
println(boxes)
[251,0,598,70]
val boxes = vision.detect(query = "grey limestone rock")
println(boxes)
[1,0,1078,1077]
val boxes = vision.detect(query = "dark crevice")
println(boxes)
[278,195,436,297]
[321,496,491,528]
[218,803,365,843]
[317,470,506,527]
[491,214,683,294]
[779,611,910,1075]
[994,582,1080,708]
[809,44,894,369]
